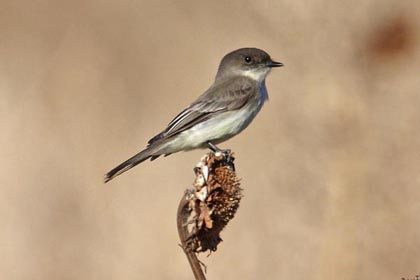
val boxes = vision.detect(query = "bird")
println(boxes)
[104,48,283,183]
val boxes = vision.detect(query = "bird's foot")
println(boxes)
[207,141,230,154]
[207,142,233,164]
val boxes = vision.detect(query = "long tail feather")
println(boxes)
[104,148,155,183]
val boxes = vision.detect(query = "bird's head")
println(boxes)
[216,48,283,81]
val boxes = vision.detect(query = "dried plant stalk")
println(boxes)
[177,150,243,279]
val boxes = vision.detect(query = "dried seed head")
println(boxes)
[185,151,243,253]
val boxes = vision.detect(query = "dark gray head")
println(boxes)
[215,48,283,80]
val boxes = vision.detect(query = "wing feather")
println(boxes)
[148,76,255,145]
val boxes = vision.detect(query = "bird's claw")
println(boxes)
[207,141,234,167]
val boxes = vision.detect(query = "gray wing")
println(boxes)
[148,76,255,145]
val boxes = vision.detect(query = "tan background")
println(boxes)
[1,0,420,279]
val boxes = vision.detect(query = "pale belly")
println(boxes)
[158,100,264,153]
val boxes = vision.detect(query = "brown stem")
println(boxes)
[177,191,206,280]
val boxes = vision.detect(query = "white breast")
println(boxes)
[158,81,269,153]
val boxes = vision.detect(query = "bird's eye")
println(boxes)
[244,56,252,63]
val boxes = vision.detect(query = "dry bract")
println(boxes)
[185,151,243,253]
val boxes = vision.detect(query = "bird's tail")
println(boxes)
[104,147,156,183]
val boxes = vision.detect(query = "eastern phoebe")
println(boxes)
[105,48,283,182]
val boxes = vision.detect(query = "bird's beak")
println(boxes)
[268,61,284,68]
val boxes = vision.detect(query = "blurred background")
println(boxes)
[1,0,420,279]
